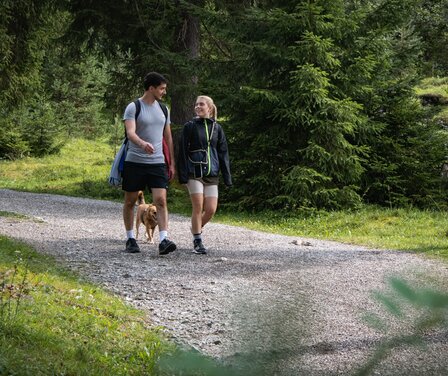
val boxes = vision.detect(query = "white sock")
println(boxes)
[159,230,168,242]
[126,230,135,239]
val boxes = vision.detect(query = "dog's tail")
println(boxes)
[137,190,146,205]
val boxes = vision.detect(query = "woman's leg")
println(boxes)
[190,193,204,235]
[186,179,205,235]
[202,185,218,228]
[202,196,218,228]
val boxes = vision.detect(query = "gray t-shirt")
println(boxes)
[122,99,171,164]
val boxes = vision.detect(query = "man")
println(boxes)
[122,72,177,255]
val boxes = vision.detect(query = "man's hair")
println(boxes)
[143,72,167,90]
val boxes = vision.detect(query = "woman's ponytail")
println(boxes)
[197,95,218,119]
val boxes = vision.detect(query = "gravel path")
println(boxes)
[0,189,447,375]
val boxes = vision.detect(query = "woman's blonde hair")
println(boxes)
[197,95,218,119]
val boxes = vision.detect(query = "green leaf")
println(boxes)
[417,290,448,309]
[373,292,402,317]
[389,277,417,303]
[362,312,388,333]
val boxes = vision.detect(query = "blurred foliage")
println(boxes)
[156,277,448,376]
[356,277,448,375]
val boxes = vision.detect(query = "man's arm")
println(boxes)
[125,119,154,154]
[163,124,176,179]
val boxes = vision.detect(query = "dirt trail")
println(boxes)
[0,189,447,375]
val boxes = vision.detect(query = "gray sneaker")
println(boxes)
[125,238,140,253]
[193,239,207,255]
[159,238,177,255]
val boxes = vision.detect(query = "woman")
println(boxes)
[178,95,232,254]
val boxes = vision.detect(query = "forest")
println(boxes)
[1,0,448,211]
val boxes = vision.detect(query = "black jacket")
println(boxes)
[178,117,232,186]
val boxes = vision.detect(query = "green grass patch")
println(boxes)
[0,138,119,200]
[0,211,28,220]
[0,236,173,375]
[415,77,448,126]
[433,106,448,124]
[215,207,448,259]
[415,77,448,99]
[0,211,44,223]
[0,138,190,210]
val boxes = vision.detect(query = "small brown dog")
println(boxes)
[135,191,158,243]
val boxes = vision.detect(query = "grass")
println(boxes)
[0,235,174,375]
[0,138,190,211]
[415,76,448,102]
[0,211,29,220]
[0,138,120,200]
[1,137,447,259]
[415,77,448,125]
[215,207,448,259]
[415,76,448,98]
[433,106,448,124]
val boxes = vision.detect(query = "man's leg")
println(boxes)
[123,190,140,253]
[152,188,168,234]
[152,188,177,254]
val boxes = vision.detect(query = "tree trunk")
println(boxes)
[169,3,201,127]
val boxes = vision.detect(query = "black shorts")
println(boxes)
[122,162,168,191]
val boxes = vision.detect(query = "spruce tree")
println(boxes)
[207,0,367,209]
[68,0,205,124]
[206,0,448,210]
[0,0,70,159]
[350,1,448,208]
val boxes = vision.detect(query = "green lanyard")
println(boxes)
[204,119,212,176]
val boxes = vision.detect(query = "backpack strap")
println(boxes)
[127,99,168,137]
[156,101,171,177]
[134,99,167,122]
[157,101,168,122]
[134,99,141,120]
[123,99,143,139]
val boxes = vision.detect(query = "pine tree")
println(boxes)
[206,0,447,210]
[68,0,205,124]
[0,0,70,159]
[207,0,367,209]
[350,0,448,208]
